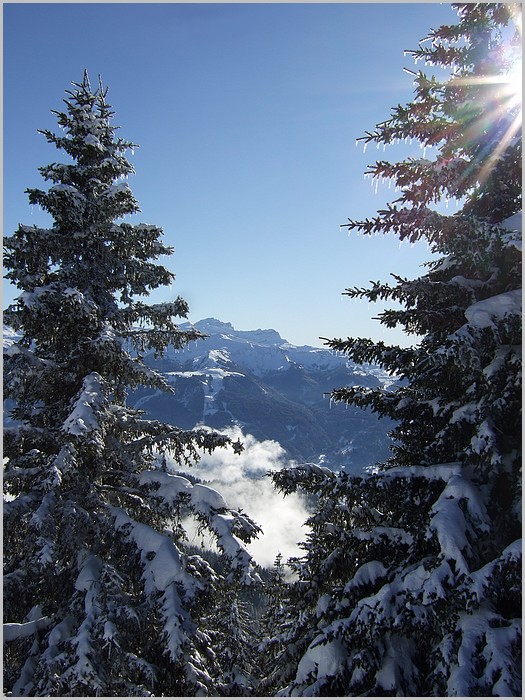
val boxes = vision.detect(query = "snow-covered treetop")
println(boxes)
[345,3,522,240]
[4,73,263,696]
[3,71,201,357]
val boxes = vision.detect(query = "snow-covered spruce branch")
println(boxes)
[136,470,261,584]
[4,617,53,643]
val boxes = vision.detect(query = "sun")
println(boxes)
[473,61,522,188]
[449,30,522,190]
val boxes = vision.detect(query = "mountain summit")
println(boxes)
[131,319,395,471]
[185,318,286,346]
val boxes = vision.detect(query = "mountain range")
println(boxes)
[130,318,397,472]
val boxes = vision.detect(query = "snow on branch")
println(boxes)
[129,424,242,466]
[4,616,52,642]
[383,462,462,481]
[464,289,522,330]
[108,505,212,662]
[62,372,107,439]
[429,501,470,574]
[137,470,261,585]
[109,505,189,595]
[469,538,522,604]
[343,560,388,593]
[446,608,522,696]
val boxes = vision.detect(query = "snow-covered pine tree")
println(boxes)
[3,72,261,697]
[206,579,260,696]
[271,4,522,696]
[257,553,295,694]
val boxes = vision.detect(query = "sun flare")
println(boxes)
[449,35,522,191]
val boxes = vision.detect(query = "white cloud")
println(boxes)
[167,426,311,569]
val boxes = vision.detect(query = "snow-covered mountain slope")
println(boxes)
[165,318,395,382]
[131,318,396,471]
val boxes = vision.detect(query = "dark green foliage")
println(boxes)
[271,5,521,696]
[257,554,296,693]
[3,72,260,696]
[206,582,260,696]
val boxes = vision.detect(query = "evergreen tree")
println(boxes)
[257,553,295,694]
[271,4,521,695]
[3,72,261,696]
[206,580,260,696]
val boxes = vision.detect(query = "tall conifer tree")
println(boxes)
[271,4,522,695]
[3,72,261,696]
[257,553,295,694]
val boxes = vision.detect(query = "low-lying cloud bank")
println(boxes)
[167,427,311,569]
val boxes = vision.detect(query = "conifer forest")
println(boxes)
[3,3,522,696]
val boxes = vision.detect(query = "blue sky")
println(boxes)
[3,2,457,347]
